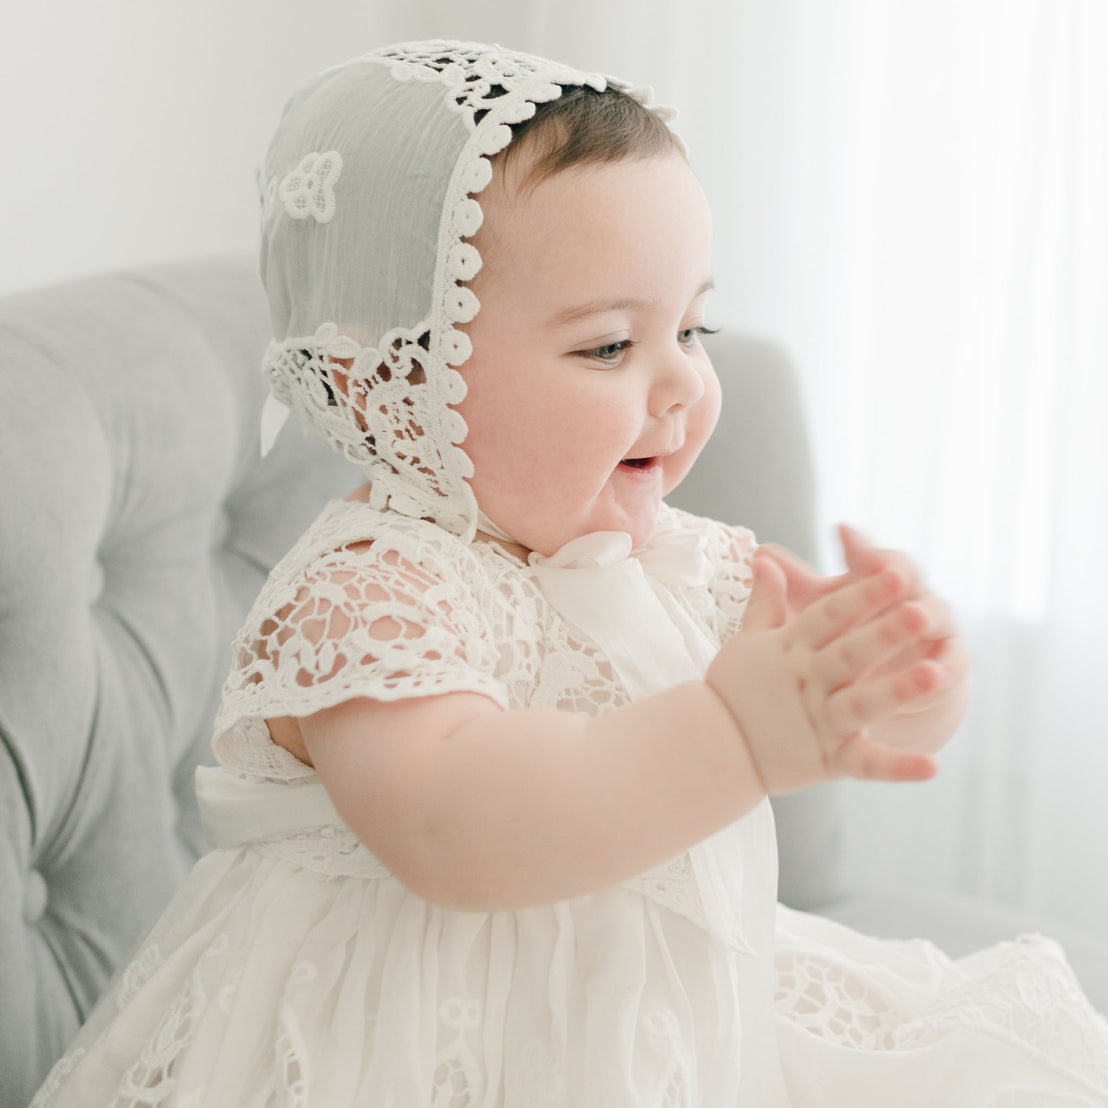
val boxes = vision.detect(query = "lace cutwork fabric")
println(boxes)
[215,499,753,746]
[775,925,1108,1067]
[214,504,511,729]
[897,936,1108,1074]
[774,907,1108,1106]
[775,949,906,1051]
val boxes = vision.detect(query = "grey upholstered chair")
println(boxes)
[1,259,350,1107]
[2,257,1104,1107]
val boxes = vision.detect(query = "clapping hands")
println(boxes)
[706,525,970,794]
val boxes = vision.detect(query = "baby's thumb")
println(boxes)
[743,551,788,632]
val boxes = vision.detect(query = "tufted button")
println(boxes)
[24,869,48,924]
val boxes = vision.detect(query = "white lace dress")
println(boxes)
[32,501,1108,1107]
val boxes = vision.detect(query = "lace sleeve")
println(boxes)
[213,521,508,743]
[710,522,756,643]
[670,509,756,643]
[655,505,756,646]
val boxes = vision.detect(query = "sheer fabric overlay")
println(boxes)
[31,500,1108,1107]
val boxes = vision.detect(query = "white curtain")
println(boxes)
[694,0,1108,937]
[400,0,1108,934]
[685,0,1108,935]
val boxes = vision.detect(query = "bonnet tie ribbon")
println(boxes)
[259,392,291,457]
[527,527,718,700]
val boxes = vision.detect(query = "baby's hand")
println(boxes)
[833,525,970,753]
[757,526,970,755]
[706,552,943,794]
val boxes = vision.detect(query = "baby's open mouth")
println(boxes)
[619,456,656,469]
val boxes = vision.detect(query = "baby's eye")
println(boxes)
[574,339,635,365]
[678,325,720,349]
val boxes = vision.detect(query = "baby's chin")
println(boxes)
[555,511,662,557]
[471,485,665,558]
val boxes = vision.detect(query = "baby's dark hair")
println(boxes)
[494,84,683,193]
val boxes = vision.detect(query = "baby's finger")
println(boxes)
[756,543,845,606]
[833,733,938,783]
[924,633,971,681]
[742,553,789,633]
[888,597,961,669]
[790,567,906,650]
[826,659,946,734]
[839,526,925,597]
[838,522,876,563]
[813,601,931,691]
[911,593,956,639]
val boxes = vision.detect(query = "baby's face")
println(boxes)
[458,152,719,557]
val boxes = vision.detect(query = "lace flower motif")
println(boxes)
[278,152,343,223]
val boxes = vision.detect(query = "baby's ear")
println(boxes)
[742,551,788,632]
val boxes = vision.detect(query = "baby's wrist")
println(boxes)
[698,675,769,797]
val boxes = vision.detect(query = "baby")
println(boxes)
[32,40,1107,1108]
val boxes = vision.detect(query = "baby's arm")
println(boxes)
[299,556,939,912]
[302,681,757,911]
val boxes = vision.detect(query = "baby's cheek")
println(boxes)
[665,377,721,494]
[696,367,724,438]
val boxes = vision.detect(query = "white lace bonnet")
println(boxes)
[257,41,678,542]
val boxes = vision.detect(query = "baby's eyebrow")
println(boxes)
[550,296,654,325]
[549,279,715,326]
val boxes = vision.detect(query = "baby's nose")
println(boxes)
[650,351,705,415]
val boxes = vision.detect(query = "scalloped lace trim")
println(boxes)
[776,932,1108,1099]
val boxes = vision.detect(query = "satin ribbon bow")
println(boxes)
[527,526,718,700]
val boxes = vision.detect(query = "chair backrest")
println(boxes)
[0,257,352,1106]
[0,257,838,1106]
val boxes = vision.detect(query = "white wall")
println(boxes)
[3,0,751,298]
[4,0,748,297]
[0,2,539,296]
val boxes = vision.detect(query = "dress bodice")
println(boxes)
[213,498,754,745]
[207,498,773,952]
